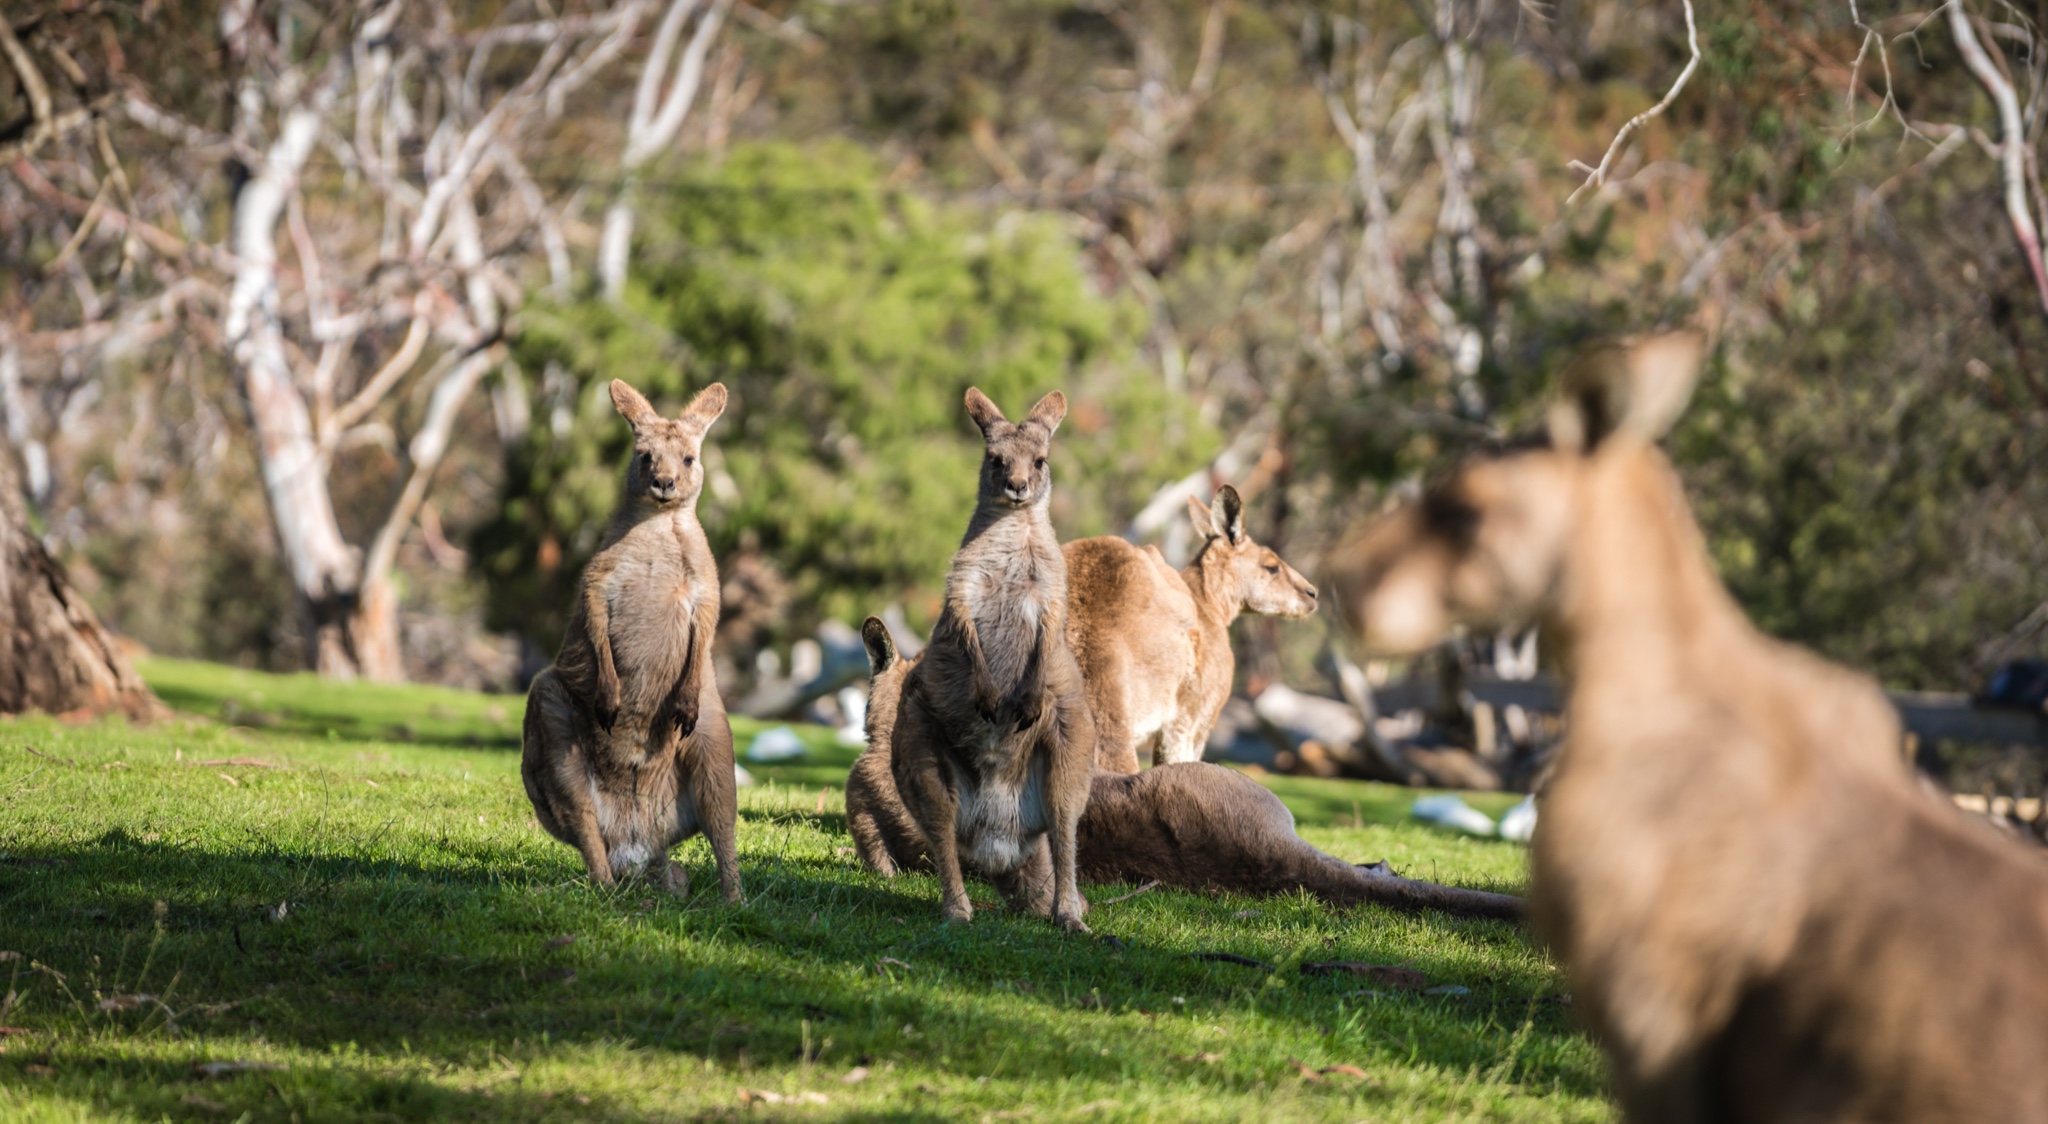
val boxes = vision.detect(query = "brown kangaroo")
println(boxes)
[520,380,742,903]
[1328,332,2048,1122]
[1065,484,1318,774]
[847,618,1523,921]
[890,388,1095,931]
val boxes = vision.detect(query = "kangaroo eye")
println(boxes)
[1264,563,1280,574]
[1034,457,1046,470]
[684,456,696,468]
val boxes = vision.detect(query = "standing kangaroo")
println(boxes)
[1065,485,1318,773]
[1329,333,2048,1121]
[846,618,1521,920]
[891,388,1095,931]
[520,380,742,903]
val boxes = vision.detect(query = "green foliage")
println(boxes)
[476,143,1213,650]
[0,659,1605,1121]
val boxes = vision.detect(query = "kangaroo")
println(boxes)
[520,380,742,903]
[1065,485,1318,773]
[847,618,1523,921]
[890,388,1095,930]
[1328,332,2048,1122]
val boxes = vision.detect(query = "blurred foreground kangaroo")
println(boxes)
[890,389,1095,930]
[1328,333,2048,1121]
[521,380,742,902]
[847,618,1522,921]
[1065,485,1318,773]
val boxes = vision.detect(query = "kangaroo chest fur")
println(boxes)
[950,513,1065,687]
[603,512,710,715]
[930,510,1070,873]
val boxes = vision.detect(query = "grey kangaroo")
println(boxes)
[847,618,1522,921]
[890,388,1096,931]
[520,379,742,902]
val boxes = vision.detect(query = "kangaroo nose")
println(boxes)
[655,476,676,491]
[1305,585,1319,601]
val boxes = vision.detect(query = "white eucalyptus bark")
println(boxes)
[225,78,368,678]
[602,0,732,300]
[1949,2,2048,320]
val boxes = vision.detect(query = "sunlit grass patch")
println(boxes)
[0,660,1610,1121]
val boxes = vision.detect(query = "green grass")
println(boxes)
[0,658,1610,1122]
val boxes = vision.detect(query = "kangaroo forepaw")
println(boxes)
[670,697,699,738]
[1054,910,1091,934]
[941,899,974,925]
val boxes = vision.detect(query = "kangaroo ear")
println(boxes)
[1212,485,1245,544]
[1025,390,1067,435]
[860,616,898,674]
[610,379,660,428]
[680,382,728,431]
[1186,494,1215,539]
[964,387,1008,437]
[1549,330,1704,453]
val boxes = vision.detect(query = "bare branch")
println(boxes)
[323,305,432,446]
[1948,0,2048,319]
[1568,0,1700,204]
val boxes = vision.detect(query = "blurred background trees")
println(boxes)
[1,0,2043,696]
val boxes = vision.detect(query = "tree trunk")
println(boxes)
[0,437,164,720]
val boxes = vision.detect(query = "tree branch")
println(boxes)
[1948,0,2048,319]
[1568,0,1700,204]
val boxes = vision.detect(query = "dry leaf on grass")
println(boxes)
[193,757,278,768]
[545,934,576,950]
[180,1094,229,1111]
[841,1066,871,1084]
[739,1089,828,1105]
[217,773,239,787]
[25,1063,54,1076]
[96,993,154,1012]
[875,957,911,974]
[1289,1058,1375,1083]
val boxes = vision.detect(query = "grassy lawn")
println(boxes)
[0,658,1609,1122]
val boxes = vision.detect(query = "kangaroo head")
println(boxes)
[964,387,1066,510]
[610,379,728,509]
[1329,331,1705,656]
[1186,485,1318,619]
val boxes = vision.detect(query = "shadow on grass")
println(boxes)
[0,831,1583,1096]
[0,1055,864,1124]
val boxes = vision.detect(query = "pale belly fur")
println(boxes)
[592,777,699,876]
[954,765,1049,874]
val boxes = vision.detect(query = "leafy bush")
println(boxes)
[475,142,1215,652]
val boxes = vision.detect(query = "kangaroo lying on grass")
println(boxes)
[890,389,1096,931]
[1329,332,2048,1121]
[1065,485,1318,773]
[848,618,1523,921]
[521,380,742,903]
